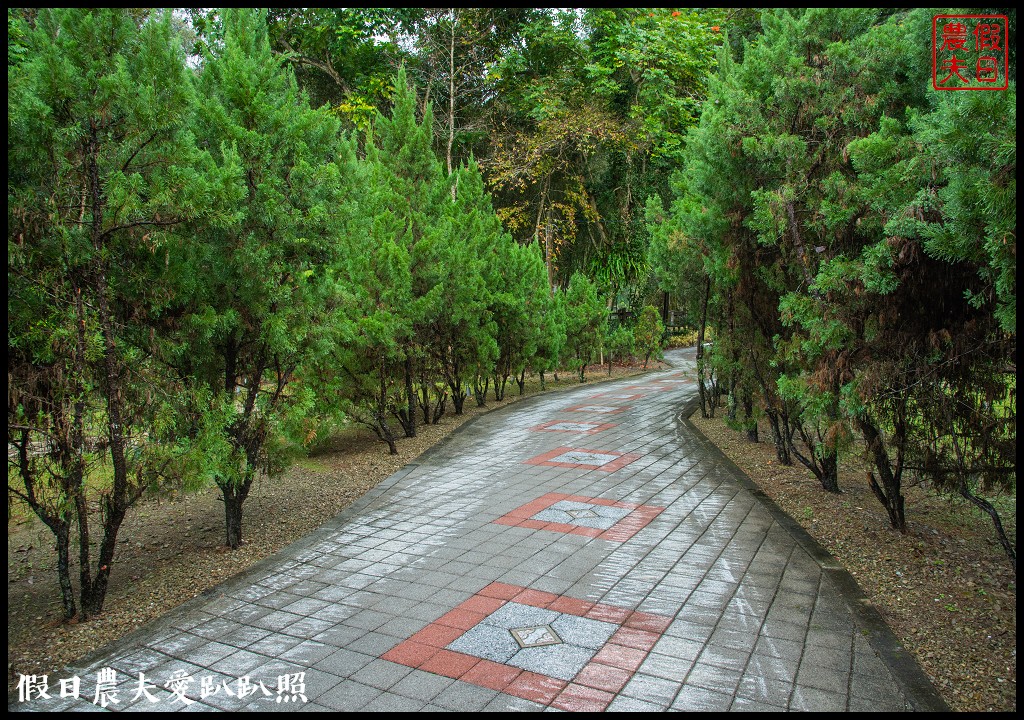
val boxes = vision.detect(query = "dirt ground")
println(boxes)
[8,359,1016,712]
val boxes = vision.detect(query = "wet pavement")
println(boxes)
[10,347,948,712]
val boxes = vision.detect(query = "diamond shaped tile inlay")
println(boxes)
[511,624,562,648]
[382,583,672,711]
[523,446,641,472]
[532,500,632,530]
[493,492,664,541]
[551,450,618,465]
[564,404,624,413]
[529,420,617,434]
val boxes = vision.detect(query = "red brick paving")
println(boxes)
[529,420,618,434]
[522,446,642,471]
[492,491,664,542]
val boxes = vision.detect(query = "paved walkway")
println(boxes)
[11,347,947,712]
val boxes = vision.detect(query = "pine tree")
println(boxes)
[563,273,609,382]
[633,305,665,369]
[327,131,414,454]
[8,9,224,617]
[168,8,346,549]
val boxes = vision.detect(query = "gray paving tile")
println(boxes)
[316,680,383,711]
[389,670,456,702]
[350,659,414,691]
[431,681,500,712]
[670,685,735,711]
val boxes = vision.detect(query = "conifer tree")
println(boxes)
[370,67,453,422]
[168,8,345,549]
[532,283,567,391]
[327,131,414,454]
[633,305,665,369]
[563,273,609,382]
[8,9,225,616]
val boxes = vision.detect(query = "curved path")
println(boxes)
[12,347,946,712]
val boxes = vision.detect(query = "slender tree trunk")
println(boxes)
[367,415,399,455]
[83,503,129,616]
[764,408,792,466]
[545,206,554,295]
[74,484,93,613]
[55,523,76,620]
[743,388,758,442]
[446,9,456,182]
[431,384,448,423]
[959,483,1015,571]
[859,416,907,533]
[404,355,416,437]
[418,382,431,424]
[696,276,711,419]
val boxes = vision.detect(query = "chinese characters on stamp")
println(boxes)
[933,14,1009,90]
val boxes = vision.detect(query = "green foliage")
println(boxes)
[164,8,346,548]
[531,284,566,384]
[8,8,229,616]
[911,89,1016,333]
[633,305,665,369]
[652,8,1016,549]
[606,325,635,365]
[563,273,608,381]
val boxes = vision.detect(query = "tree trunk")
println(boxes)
[859,416,907,533]
[474,375,488,407]
[75,485,92,613]
[743,388,758,442]
[404,355,416,437]
[55,523,77,620]
[820,452,839,493]
[431,385,448,423]
[545,207,554,295]
[696,275,711,419]
[224,489,246,550]
[959,482,1015,572]
[366,415,399,455]
[446,10,456,182]
[451,378,465,414]
[765,408,792,466]
[82,502,128,617]
[418,382,432,424]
